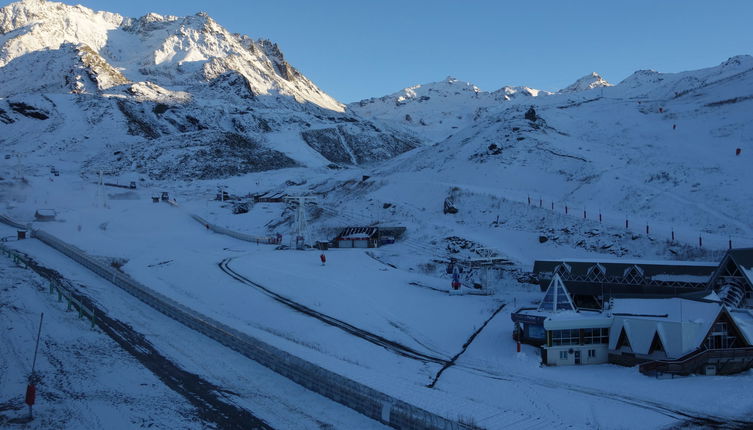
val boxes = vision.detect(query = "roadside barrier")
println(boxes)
[0,214,472,430]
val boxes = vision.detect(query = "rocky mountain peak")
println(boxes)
[559,72,612,93]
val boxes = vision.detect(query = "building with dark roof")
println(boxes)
[513,248,753,375]
[532,258,718,308]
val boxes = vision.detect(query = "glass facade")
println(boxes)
[549,328,609,346]
[551,329,580,346]
[583,328,609,344]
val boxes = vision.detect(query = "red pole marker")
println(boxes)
[517,341,521,353]
[320,254,326,266]
[25,384,35,406]
[736,148,742,156]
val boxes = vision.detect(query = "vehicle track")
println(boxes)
[20,252,272,430]
[219,258,753,428]
[459,365,753,429]
[219,257,451,365]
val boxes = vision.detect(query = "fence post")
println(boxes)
[583,210,587,219]
[565,206,568,215]
[646,225,650,235]
[699,236,703,248]
[671,230,675,241]
[625,219,629,229]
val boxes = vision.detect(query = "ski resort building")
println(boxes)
[513,248,753,375]
[511,275,612,366]
[532,258,718,308]
[331,226,406,248]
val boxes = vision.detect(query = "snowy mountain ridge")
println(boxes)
[0,0,422,179]
[0,0,342,110]
[348,77,552,143]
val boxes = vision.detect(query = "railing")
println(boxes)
[639,347,753,375]
[0,242,97,328]
[0,214,471,430]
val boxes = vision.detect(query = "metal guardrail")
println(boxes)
[639,347,753,375]
[0,214,471,430]
[0,242,97,328]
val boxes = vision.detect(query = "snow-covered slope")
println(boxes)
[0,0,420,179]
[351,55,753,255]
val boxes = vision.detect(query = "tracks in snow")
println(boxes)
[20,252,271,430]
[219,257,753,428]
[218,257,451,365]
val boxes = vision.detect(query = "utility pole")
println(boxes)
[96,171,107,209]
[285,196,316,250]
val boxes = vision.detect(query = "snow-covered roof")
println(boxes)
[609,298,722,358]
[730,309,753,346]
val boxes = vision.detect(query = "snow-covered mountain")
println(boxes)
[558,72,612,93]
[348,77,549,143]
[0,0,420,179]
[353,55,753,253]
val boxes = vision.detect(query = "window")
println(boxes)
[526,324,546,340]
[551,329,580,346]
[559,351,568,360]
[586,264,607,282]
[623,265,644,285]
[554,263,572,280]
[587,349,596,358]
[583,328,609,344]
[616,327,632,351]
[648,332,665,354]
[711,322,728,336]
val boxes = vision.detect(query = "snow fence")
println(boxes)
[189,214,280,244]
[17,224,471,430]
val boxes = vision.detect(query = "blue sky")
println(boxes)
[17,1,753,102]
